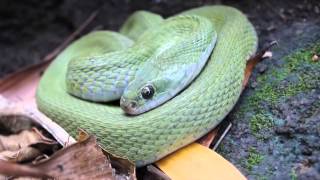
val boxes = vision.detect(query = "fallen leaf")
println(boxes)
[0,125,58,163]
[243,41,277,90]
[34,136,116,179]
[0,95,76,149]
[78,129,136,180]
[0,136,118,179]
[0,147,41,163]
[107,152,136,180]
[197,127,219,147]
[0,9,98,148]
[0,128,55,152]
[156,143,246,180]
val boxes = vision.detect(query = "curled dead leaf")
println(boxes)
[0,128,56,152]
[0,147,41,163]
[78,129,136,180]
[34,135,116,179]
[0,128,58,163]
[0,136,118,179]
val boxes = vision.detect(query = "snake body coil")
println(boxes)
[36,6,257,166]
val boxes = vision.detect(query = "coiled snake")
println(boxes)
[36,5,258,166]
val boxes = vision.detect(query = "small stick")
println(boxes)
[212,123,232,150]
[242,41,278,90]
[254,41,278,61]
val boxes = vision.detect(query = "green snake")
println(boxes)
[36,6,258,166]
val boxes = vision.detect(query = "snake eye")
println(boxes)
[141,85,155,99]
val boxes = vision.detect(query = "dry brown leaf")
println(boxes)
[197,127,219,147]
[0,142,58,163]
[156,143,246,180]
[0,9,98,148]
[32,136,116,179]
[78,129,136,180]
[0,147,41,163]
[0,126,58,163]
[0,128,56,152]
[0,136,116,179]
[107,152,136,180]
[243,41,277,90]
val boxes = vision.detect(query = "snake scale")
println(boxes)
[36,6,258,166]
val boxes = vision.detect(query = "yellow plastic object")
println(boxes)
[156,143,246,180]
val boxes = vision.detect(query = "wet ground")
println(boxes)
[0,0,319,179]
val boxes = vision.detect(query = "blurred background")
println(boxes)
[0,0,319,77]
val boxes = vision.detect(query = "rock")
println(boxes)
[250,81,258,88]
[257,63,268,74]
[301,146,313,156]
[312,54,319,62]
[274,126,295,138]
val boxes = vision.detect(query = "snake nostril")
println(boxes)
[120,98,137,112]
[130,101,137,109]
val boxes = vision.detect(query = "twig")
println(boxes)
[254,41,278,61]
[212,123,232,150]
[43,10,99,62]
[242,41,278,90]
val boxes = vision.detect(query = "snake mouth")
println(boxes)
[120,97,138,115]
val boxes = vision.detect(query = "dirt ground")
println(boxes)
[0,0,319,179]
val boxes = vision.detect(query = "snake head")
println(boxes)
[120,79,171,115]
[120,62,190,115]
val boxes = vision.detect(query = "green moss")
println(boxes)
[256,176,268,180]
[228,43,320,179]
[246,147,264,171]
[249,113,274,135]
[235,42,320,119]
[216,143,227,154]
[290,168,297,180]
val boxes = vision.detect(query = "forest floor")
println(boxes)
[0,0,319,179]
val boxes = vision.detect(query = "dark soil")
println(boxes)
[0,0,319,179]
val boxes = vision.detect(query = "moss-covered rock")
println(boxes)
[218,42,320,179]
